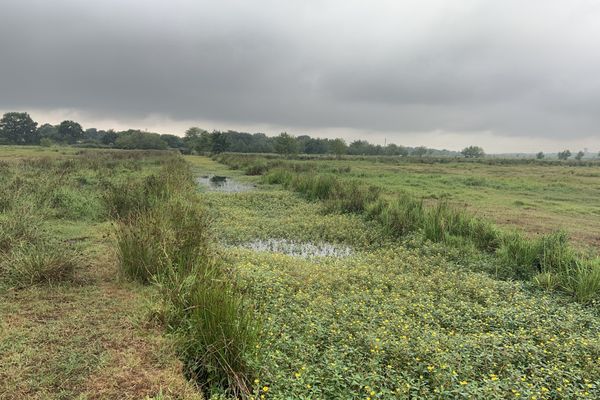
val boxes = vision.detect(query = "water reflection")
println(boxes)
[237,238,353,258]
[197,175,254,192]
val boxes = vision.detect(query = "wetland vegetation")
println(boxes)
[1,147,598,399]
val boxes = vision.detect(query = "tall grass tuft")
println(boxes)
[366,195,424,236]
[115,157,259,396]
[0,243,77,288]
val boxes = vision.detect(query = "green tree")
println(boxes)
[274,132,299,156]
[210,131,229,153]
[57,120,84,144]
[37,123,59,142]
[101,129,118,145]
[575,151,585,161]
[0,112,38,144]
[330,138,347,158]
[160,134,185,148]
[461,146,485,158]
[536,151,545,160]
[412,146,428,157]
[557,149,571,160]
[114,130,167,149]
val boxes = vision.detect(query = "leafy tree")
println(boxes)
[37,123,59,142]
[114,130,167,149]
[330,138,347,157]
[536,151,545,160]
[412,146,428,157]
[0,112,39,144]
[274,132,299,155]
[557,149,571,160]
[101,129,119,145]
[160,134,185,148]
[348,140,373,155]
[210,131,230,153]
[461,146,485,158]
[57,120,84,144]
[575,151,585,161]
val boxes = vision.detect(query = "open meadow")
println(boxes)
[1,147,599,399]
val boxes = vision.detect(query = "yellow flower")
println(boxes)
[254,379,260,384]
[460,381,468,385]
[262,386,269,392]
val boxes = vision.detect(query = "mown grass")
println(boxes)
[1,147,202,399]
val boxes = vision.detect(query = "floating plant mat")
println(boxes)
[197,175,254,192]
[234,238,353,258]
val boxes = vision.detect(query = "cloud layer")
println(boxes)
[1,0,599,151]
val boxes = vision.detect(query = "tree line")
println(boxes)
[2,112,594,159]
[0,111,465,156]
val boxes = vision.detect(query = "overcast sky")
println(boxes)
[1,0,599,152]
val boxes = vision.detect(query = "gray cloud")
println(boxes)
[1,0,600,148]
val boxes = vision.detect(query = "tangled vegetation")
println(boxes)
[213,153,600,303]
[188,155,600,399]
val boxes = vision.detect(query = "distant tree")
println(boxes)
[461,146,485,158]
[575,150,585,161]
[185,127,204,140]
[536,151,545,160]
[84,128,99,141]
[57,120,84,144]
[210,131,230,153]
[114,130,167,149]
[557,149,571,160]
[37,123,59,142]
[397,145,409,157]
[101,129,118,145]
[348,140,373,155]
[160,134,185,148]
[412,146,428,157]
[330,138,347,158]
[0,112,39,144]
[274,132,299,155]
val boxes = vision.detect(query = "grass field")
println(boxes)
[1,147,599,399]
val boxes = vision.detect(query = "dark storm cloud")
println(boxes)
[1,0,600,141]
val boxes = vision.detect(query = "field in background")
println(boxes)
[256,157,600,248]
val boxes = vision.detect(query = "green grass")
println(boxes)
[217,154,600,302]
[3,148,599,399]
[190,155,600,399]
[0,147,201,399]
